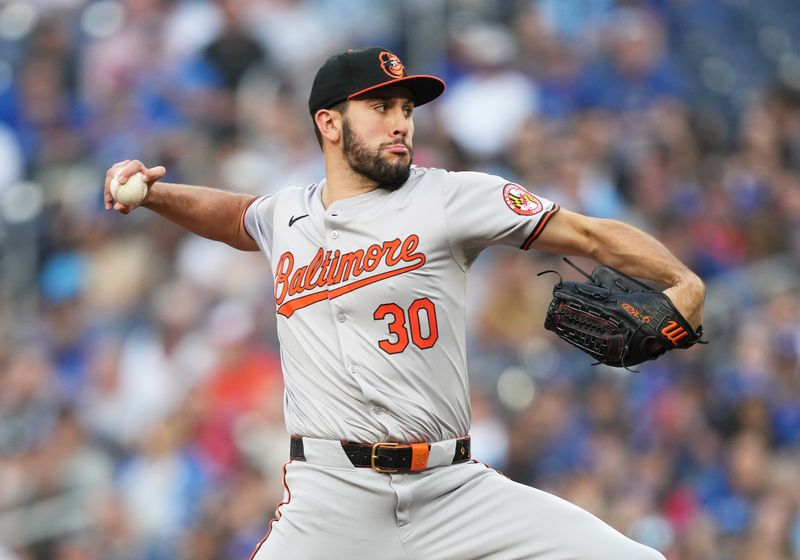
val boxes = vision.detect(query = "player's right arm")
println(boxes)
[104,159,259,252]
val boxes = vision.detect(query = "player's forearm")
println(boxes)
[584,219,684,282]
[586,218,705,326]
[143,182,259,251]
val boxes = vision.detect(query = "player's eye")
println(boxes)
[403,106,413,117]
[374,103,387,112]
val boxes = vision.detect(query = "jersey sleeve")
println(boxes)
[243,195,277,260]
[441,171,560,265]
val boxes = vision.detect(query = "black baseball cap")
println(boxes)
[308,46,445,115]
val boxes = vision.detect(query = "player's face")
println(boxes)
[342,88,415,191]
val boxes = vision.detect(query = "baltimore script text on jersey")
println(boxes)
[274,233,425,317]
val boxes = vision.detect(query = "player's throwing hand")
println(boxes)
[104,159,166,214]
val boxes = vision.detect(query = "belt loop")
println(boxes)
[409,443,430,472]
[290,436,306,461]
[455,438,470,462]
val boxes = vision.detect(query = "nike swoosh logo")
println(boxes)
[289,214,309,227]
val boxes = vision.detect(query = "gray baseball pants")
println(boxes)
[250,437,665,560]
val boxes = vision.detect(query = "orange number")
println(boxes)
[408,297,439,349]
[373,298,439,354]
[373,303,409,354]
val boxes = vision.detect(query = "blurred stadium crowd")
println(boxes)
[1,0,799,559]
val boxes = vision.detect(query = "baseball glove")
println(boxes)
[539,258,705,369]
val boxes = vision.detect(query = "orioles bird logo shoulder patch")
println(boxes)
[502,183,542,216]
[379,51,405,78]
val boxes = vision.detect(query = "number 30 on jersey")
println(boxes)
[373,297,439,354]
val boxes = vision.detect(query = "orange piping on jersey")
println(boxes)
[247,459,293,560]
[240,195,264,243]
[521,204,560,250]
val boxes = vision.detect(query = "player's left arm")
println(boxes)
[532,208,705,328]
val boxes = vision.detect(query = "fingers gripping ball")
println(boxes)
[539,258,706,369]
[110,172,149,206]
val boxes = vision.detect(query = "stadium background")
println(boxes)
[1,0,799,558]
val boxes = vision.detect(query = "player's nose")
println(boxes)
[389,108,411,138]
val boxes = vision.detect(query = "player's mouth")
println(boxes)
[384,143,410,155]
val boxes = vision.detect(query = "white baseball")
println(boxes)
[110,171,149,206]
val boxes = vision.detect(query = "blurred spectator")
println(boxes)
[192,299,281,477]
[78,280,214,449]
[534,0,615,49]
[201,0,271,92]
[440,23,539,162]
[0,348,59,459]
[577,7,681,114]
[117,413,209,560]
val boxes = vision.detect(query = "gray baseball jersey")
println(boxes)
[244,166,666,560]
[243,165,559,443]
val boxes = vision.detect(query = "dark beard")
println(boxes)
[342,118,412,191]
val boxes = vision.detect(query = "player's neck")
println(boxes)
[321,157,379,208]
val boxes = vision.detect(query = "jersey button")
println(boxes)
[330,230,339,239]
[370,406,384,415]
[336,313,346,323]
[348,365,358,374]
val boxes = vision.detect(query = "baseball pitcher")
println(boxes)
[105,47,705,560]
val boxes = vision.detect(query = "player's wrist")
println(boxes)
[675,272,706,303]
[140,181,160,208]
[141,181,174,210]
[663,276,705,329]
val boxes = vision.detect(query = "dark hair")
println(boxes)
[312,100,349,150]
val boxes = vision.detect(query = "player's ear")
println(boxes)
[314,109,341,144]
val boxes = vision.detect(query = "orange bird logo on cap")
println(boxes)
[379,51,405,78]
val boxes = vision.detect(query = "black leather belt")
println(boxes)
[290,436,471,473]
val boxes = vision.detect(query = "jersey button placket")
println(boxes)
[327,216,356,398]
[326,220,347,328]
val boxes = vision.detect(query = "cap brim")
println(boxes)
[347,75,446,107]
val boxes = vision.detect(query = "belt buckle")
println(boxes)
[371,442,400,473]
